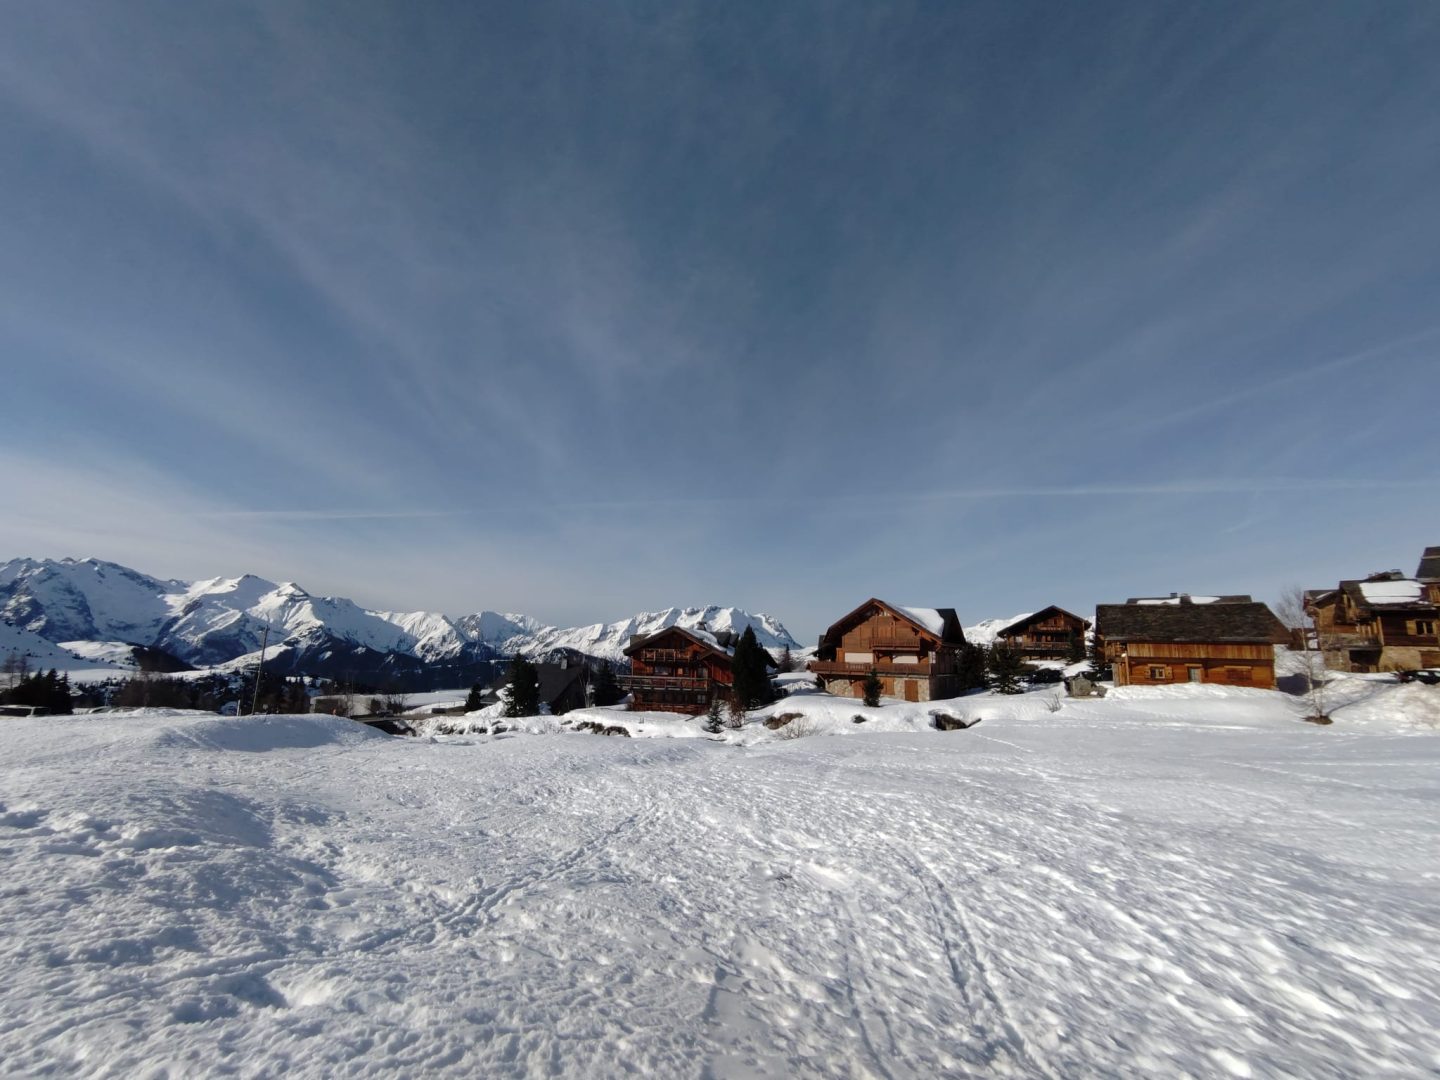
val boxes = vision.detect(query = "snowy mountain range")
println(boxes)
[0,558,801,685]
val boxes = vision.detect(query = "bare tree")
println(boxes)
[1275,584,1309,637]
[1277,583,1330,723]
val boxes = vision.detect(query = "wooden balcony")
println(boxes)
[871,638,921,647]
[810,660,934,677]
[620,674,716,691]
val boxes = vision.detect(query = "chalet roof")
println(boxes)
[1123,594,1253,606]
[1418,546,1440,581]
[996,606,1090,637]
[1338,577,1438,613]
[818,599,965,648]
[1095,602,1288,645]
[621,623,778,666]
[485,662,587,705]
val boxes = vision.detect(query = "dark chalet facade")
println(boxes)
[621,626,740,715]
[995,606,1090,660]
[809,599,966,702]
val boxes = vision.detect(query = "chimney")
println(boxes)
[1179,593,1193,605]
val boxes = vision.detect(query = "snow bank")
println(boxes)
[148,714,392,753]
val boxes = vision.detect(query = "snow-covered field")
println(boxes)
[3,686,1438,1077]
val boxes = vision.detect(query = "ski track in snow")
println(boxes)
[1,712,1438,1078]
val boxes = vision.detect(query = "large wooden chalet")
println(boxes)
[1094,596,1288,689]
[1305,548,1440,672]
[620,626,746,714]
[995,606,1090,660]
[809,599,965,702]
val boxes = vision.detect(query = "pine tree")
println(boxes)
[987,642,1026,694]
[957,643,988,692]
[862,670,883,707]
[1066,631,1087,664]
[464,682,485,711]
[704,695,725,734]
[590,661,623,707]
[505,656,541,717]
[729,626,775,710]
[777,646,795,673]
[1086,634,1111,681]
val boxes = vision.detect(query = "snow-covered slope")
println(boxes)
[2,694,1436,1076]
[0,559,475,669]
[497,605,800,664]
[0,621,127,676]
[963,613,1031,646]
[0,558,799,678]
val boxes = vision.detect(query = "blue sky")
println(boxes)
[2,1,1438,640]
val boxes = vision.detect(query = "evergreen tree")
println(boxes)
[464,682,485,712]
[1066,632,1088,665]
[956,643,988,692]
[987,642,1027,694]
[5,668,75,713]
[730,626,776,710]
[704,695,725,734]
[589,661,623,707]
[505,656,541,717]
[1086,634,1112,681]
[862,669,883,707]
[777,646,795,673]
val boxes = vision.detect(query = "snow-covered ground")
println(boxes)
[3,687,1438,1077]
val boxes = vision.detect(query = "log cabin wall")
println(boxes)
[1117,642,1276,689]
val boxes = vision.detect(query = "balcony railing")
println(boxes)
[619,674,716,691]
[869,637,923,651]
[809,660,934,677]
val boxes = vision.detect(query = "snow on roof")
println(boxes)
[1357,579,1424,605]
[1133,596,1222,606]
[895,606,946,636]
[686,627,731,654]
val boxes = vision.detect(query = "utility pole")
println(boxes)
[249,626,270,716]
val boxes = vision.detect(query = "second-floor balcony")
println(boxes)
[810,659,935,677]
[619,674,717,691]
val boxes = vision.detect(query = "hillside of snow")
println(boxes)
[2,688,1435,1076]
[499,605,801,664]
[963,612,1031,646]
[0,620,129,677]
[0,559,799,679]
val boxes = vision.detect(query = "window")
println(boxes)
[1148,665,1167,680]
[1412,620,1436,636]
[1226,667,1250,683]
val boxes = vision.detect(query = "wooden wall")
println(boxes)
[1116,642,1277,689]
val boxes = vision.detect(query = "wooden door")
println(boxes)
[905,679,919,702]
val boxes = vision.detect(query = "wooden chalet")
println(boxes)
[809,599,965,702]
[621,626,746,714]
[1305,562,1440,673]
[1094,597,1288,689]
[995,606,1090,661]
